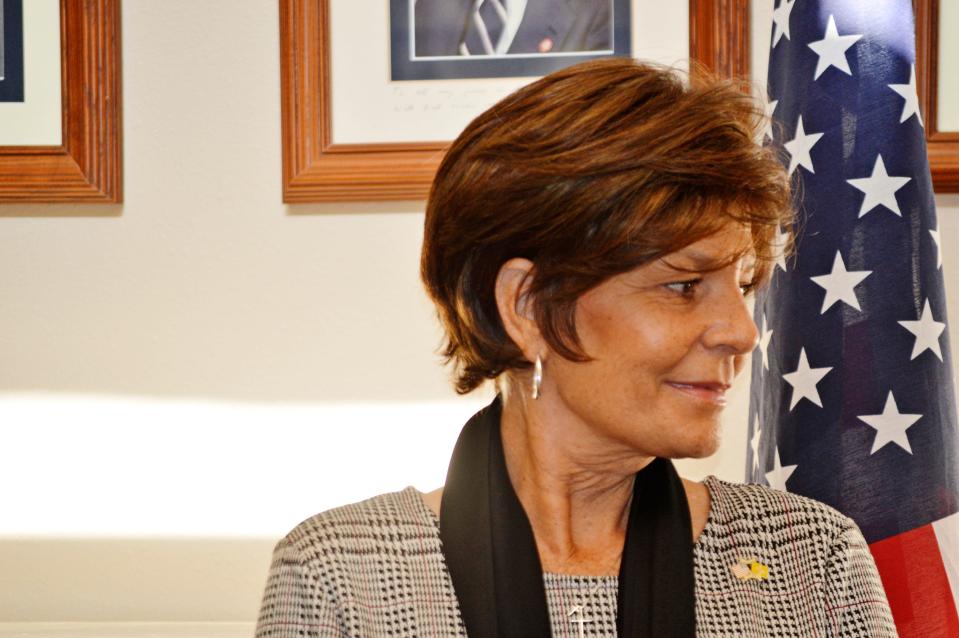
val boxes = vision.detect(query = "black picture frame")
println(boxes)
[389,0,632,81]
[0,0,24,102]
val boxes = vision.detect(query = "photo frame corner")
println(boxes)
[916,0,959,192]
[0,0,123,204]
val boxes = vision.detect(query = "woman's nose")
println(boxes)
[703,287,760,355]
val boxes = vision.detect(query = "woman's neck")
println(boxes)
[421,393,713,574]
[498,392,653,575]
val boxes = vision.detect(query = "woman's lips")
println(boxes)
[665,381,731,406]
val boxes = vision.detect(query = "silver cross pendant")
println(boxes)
[567,605,594,638]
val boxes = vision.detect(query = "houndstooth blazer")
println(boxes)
[255,476,897,637]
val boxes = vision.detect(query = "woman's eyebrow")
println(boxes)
[661,251,727,270]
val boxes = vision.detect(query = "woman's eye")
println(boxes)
[665,279,701,296]
[740,281,757,296]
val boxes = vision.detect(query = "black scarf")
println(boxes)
[439,396,695,637]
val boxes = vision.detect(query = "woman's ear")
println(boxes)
[494,258,544,360]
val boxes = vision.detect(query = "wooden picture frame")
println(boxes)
[916,0,959,192]
[280,0,749,203]
[0,0,122,203]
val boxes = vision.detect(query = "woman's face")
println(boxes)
[543,223,759,461]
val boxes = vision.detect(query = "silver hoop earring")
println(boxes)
[531,355,543,400]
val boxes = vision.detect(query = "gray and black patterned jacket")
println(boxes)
[256,476,897,637]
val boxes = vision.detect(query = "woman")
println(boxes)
[256,59,896,637]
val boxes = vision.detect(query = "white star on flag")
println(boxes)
[762,94,779,142]
[783,347,833,410]
[857,391,922,454]
[807,15,863,80]
[751,415,762,472]
[759,314,774,371]
[765,447,797,491]
[847,155,911,218]
[784,116,824,175]
[889,65,923,127]
[930,227,942,269]
[810,251,872,313]
[898,298,946,360]
[771,0,796,47]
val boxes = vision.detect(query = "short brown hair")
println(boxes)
[421,58,791,394]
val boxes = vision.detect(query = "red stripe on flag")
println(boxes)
[869,524,959,637]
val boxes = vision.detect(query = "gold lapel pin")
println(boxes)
[731,556,769,581]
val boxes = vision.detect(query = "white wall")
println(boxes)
[0,0,955,632]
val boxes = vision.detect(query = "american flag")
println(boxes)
[747,1,959,635]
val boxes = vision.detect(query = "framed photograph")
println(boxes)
[916,0,959,192]
[390,0,632,81]
[0,0,121,203]
[280,0,749,202]
[0,0,25,102]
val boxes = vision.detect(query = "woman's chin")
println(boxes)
[672,427,722,460]
[683,444,719,460]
